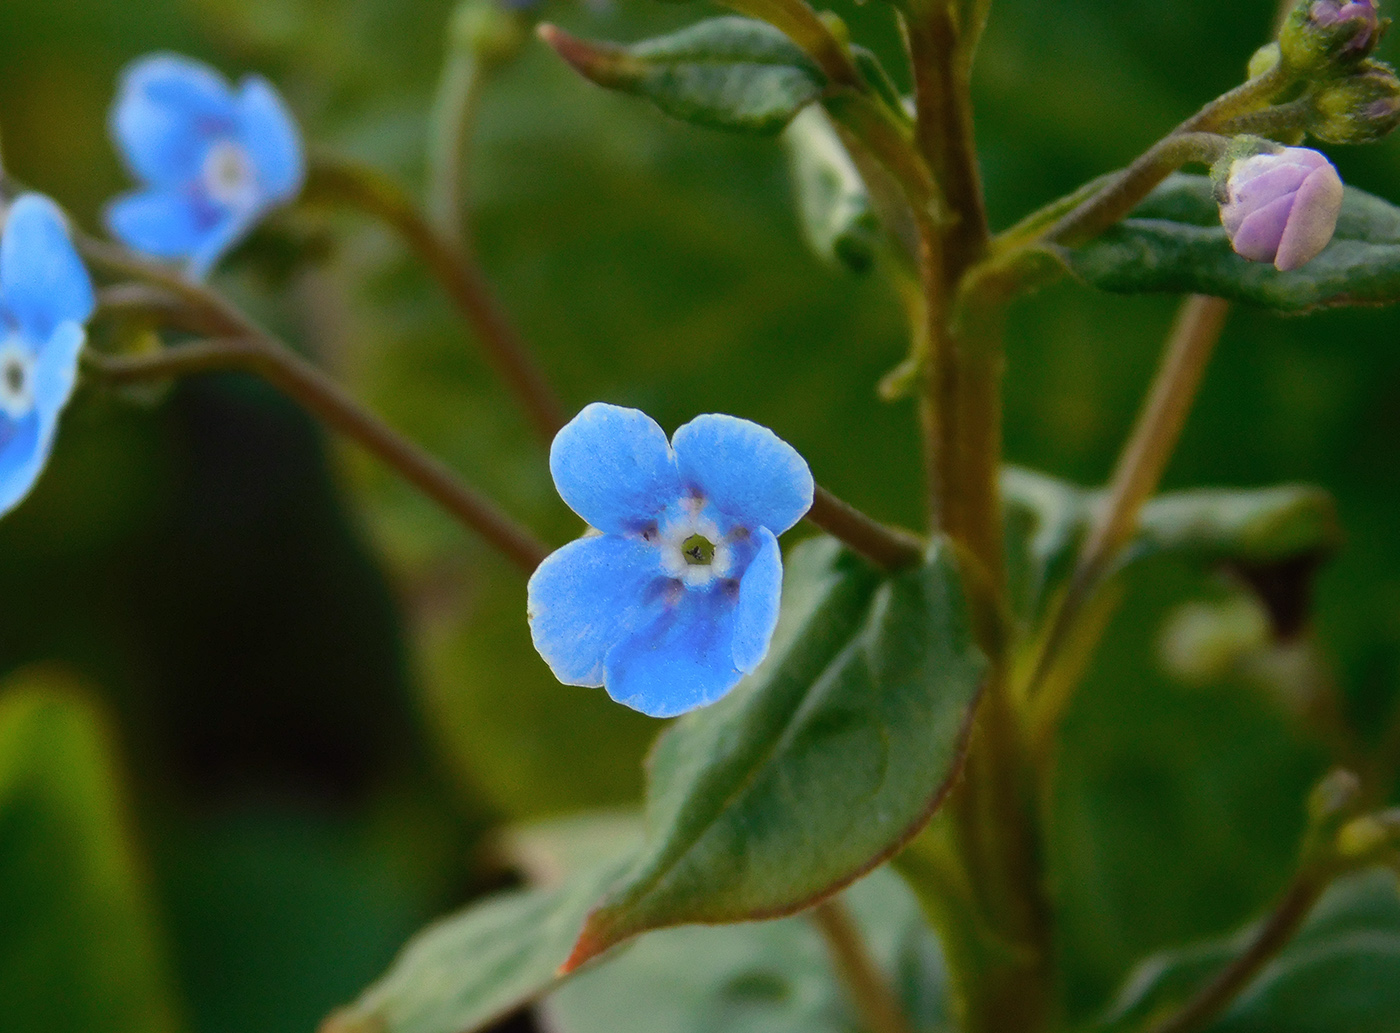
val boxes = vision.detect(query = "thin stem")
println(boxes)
[84,332,551,574]
[1046,133,1231,247]
[1078,296,1230,590]
[1215,97,1313,139]
[993,62,1293,256]
[811,899,917,1033]
[303,156,567,442]
[1025,296,1229,722]
[427,46,483,249]
[806,486,926,571]
[1145,873,1326,1033]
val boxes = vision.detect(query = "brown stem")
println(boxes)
[811,899,917,1033]
[905,6,989,280]
[85,337,552,574]
[1026,296,1229,730]
[806,486,925,571]
[302,156,568,442]
[1145,874,1326,1033]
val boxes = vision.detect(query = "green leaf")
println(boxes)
[540,17,826,135]
[1132,486,1342,568]
[321,859,628,1033]
[1061,173,1400,313]
[544,866,949,1033]
[1001,468,1341,634]
[0,671,182,1033]
[1097,868,1400,1033]
[564,537,987,969]
[782,105,880,272]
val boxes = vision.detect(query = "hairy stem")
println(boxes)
[1047,133,1231,247]
[1145,873,1326,1033]
[303,157,567,442]
[811,899,916,1033]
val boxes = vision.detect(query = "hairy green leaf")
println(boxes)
[545,866,949,1033]
[564,537,987,969]
[1002,469,1341,633]
[1098,869,1400,1033]
[0,672,182,1033]
[540,17,825,134]
[783,105,880,273]
[1062,173,1400,312]
[321,860,627,1033]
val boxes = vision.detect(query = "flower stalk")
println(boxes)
[811,899,917,1033]
[301,156,567,443]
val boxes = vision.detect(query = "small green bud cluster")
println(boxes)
[1309,60,1400,142]
[1279,0,1384,75]
[1270,2,1400,144]
[449,0,528,67]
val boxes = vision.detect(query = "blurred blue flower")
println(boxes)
[105,54,304,279]
[528,403,814,718]
[0,195,95,518]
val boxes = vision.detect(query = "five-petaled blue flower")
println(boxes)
[0,195,96,518]
[528,403,814,718]
[106,53,304,279]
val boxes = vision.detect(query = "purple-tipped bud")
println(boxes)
[1280,0,1383,72]
[1218,147,1344,271]
[1310,60,1400,142]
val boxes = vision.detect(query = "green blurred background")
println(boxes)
[1,0,1397,1030]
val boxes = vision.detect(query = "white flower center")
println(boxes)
[0,338,35,421]
[657,506,733,588]
[202,140,259,210]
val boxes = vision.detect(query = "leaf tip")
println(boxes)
[536,24,636,88]
[559,918,616,974]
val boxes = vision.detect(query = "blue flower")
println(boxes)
[528,403,814,718]
[105,53,304,279]
[0,195,96,518]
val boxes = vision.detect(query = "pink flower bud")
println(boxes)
[1218,148,1344,271]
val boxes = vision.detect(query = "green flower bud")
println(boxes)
[1279,0,1383,74]
[1309,60,1400,142]
[450,0,527,66]
[1249,42,1284,80]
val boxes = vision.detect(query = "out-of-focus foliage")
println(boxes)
[0,671,181,1033]
[0,0,1399,1030]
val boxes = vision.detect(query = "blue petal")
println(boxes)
[672,413,813,535]
[32,322,86,422]
[0,412,47,518]
[550,403,681,534]
[0,195,95,342]
[731,527,783,674]
[605,587,742,717]
[528,534,669,687]
[235,76,305,203]
[104,188,246,279]
[110,53,236,188]
[188,207,259,280]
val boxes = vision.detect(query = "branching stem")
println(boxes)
[303,156,568,443]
